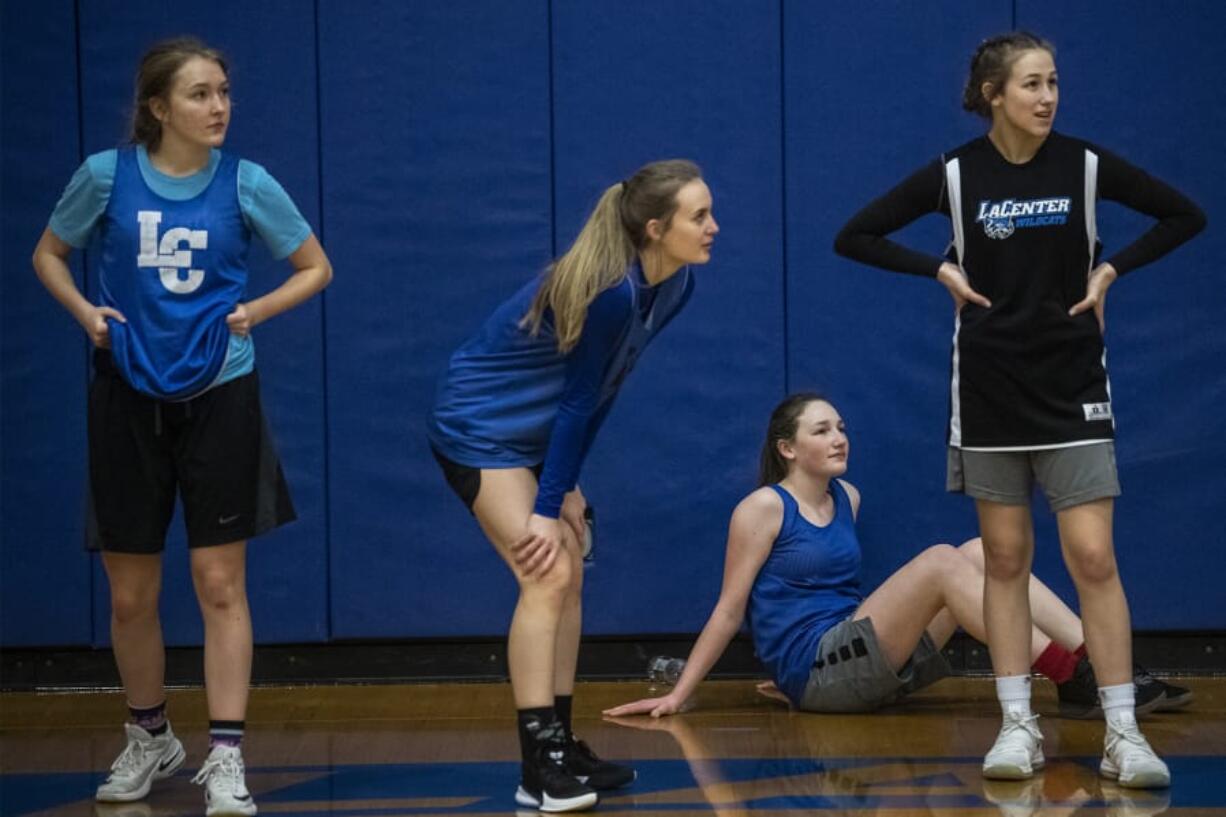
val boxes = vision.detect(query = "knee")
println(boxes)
[518,552,576,606]
[957,537,984,563]
[1064,542,1118,586]
[193,566,247,613]
[920,543,972,580]
[981,540,1030,581]
[920,543,959,568]
[110,585,158,625]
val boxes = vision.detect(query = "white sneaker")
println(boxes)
[983,713,1045,780]
[192,745,258,816]
[1101,722,1170,789]
[95,723,186,802]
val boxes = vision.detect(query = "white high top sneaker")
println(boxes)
[1101,721,1171,788]
[982,712,1045,780]
[192,744,258,815]
[95,722,186,802]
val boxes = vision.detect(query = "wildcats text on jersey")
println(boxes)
[975,196,1071,239]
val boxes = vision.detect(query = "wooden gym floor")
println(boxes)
[1,676,1223,816]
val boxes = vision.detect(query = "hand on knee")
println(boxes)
[517,556,574,607]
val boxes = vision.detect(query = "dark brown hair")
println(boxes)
[758,392,830,487]
[130,37,229,150]
[962,32,1055,118]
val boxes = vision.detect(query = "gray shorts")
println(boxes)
[798,616,951,713]
[947,442,1120,512]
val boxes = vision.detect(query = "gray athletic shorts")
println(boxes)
[946,442,1120,512]
[798,616,951,713]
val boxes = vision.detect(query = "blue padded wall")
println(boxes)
[0,1,93,647]
[2,2,1223,646]
[319,1,553,637]
[785,1,1014,607]
[72,0,328,645]
[551,1,785,635]
[1016,0,1226,628]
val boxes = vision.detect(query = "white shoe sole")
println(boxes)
[515,785,598,813]
[95,741,187,802]
[982,758,1043,780]
[1100,762,1171,789]
[205,799,258,816]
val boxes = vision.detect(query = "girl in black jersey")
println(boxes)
[835,32,1204,788]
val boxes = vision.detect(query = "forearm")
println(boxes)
[33,250,93,328]
[834,227,946,278]
[1099,150,1208,276]
[535,405,592,518]
[245,262,331,327]
[670,606,744,705]
[1106,209,1206,276]
[833,159,947,277]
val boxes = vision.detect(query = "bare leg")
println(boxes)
[1057,499,1131,686]
[553,515,585,700]
[190,541,252,721]
[101,552,166,708]
[959,537,1085,649]
[855,543,1051,671]
[473,468,581,709]
[977,501,1036,678]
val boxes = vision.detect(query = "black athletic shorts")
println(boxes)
[430,446,542,512]
[86,350,296,553]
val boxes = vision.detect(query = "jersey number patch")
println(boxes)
[137,210,208,294]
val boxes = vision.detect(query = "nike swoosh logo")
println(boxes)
[157,757,177,771]
[218,514,240,524]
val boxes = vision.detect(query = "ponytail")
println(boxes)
[523,159,702,353]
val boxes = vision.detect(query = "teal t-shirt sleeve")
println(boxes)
[237,160,312,260]
[47,150,117,248]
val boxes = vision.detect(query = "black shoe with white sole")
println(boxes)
[515,743,598,813]
[562,737,635,790]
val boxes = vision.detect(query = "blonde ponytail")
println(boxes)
[523,159,702,353]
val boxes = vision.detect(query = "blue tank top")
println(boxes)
[98,149,249,399]
[748,481,863,706]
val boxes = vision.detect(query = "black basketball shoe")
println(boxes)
[562,737,636,790]
[515,739,598,813]
[1056,655,1164,719]
[1133,664,1194,711]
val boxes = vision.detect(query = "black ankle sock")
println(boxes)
[208,720,245,749]
[128,701,168,736]
[517,707,560,764]
[554,695,574,741]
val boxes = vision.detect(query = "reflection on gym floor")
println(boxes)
[2,678,1223,816]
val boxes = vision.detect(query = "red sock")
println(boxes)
[1033,642,1081,684]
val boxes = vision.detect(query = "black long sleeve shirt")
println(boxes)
[834,133,1205,448]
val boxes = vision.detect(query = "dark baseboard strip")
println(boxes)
[2,631,1222,692]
